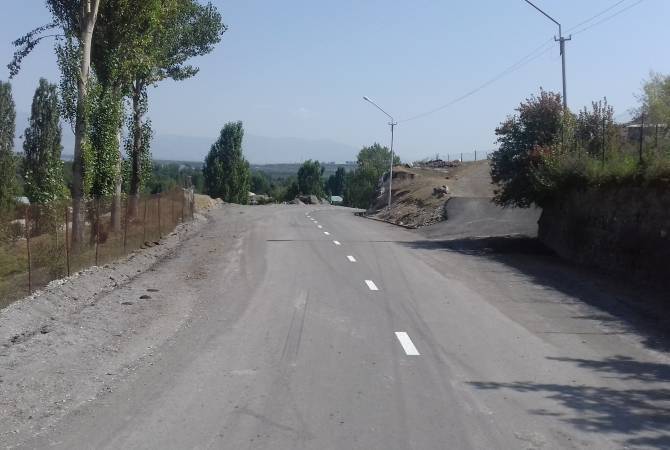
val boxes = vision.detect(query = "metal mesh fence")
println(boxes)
[0,187,195,309]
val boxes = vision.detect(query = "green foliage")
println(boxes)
[55,36,80,129]
[493,81,670,208]
[297,160,325,197]
[575,98,617,158]
[250,171,272,195]
[325,167,346,196]
[342,143,398,208]
[357,142,400,173]
[490,89,566,207]
[530,147,670,206]
[639,72,670,127]
[7,23,58,79]
[22,78,67,203]
[146,162,203,194]
[123,92,153,194]
[86,82,124,198]
[0,81,17,211]
[343,166,378,209]
[203,121,251,204]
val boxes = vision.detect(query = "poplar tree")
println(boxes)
[9,0,103,243]
[203,121,251,204]
[0,81,17,211]
[127,1,225,213]
[22,78,67,204]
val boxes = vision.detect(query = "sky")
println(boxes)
[2,0,669,163]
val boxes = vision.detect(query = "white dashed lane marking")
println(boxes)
[347,255,356,262]
[333,241,341,246]
[317,225,323,229]
[395,332,420,356]
[324,231,330,236]
[365,280,379,291]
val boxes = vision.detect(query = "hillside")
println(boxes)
[369,160,541,237]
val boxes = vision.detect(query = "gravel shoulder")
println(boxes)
[0,206,218,447]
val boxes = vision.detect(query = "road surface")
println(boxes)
[15,205,670,449]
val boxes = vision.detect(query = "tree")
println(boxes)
[250,171,271,195]
[490,89,566,207]
[297,160,325,197]
[0,81,17,211]
[342,143,399,208]
[639,72,670,127]
[9,0,103,243]
[203,121,251,204]
[357,142,400,174]
[575,98,615,158]
[325,167,346,196]
[127,1,225,209]
[22,78,67,204]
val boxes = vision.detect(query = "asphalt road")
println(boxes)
[23,205,670,449]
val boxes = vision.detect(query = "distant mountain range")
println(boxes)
[14,111,358,164]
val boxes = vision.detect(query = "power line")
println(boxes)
[398,0,646,123]
[571,0,645,36]
[565,0,628,32]
[399,41,554,123]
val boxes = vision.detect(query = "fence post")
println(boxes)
[123,196,129,251]
[158,194,162,238]
[181,189,185,223]
[94,199,100,266]
[64,206,70,277]
[460,152,463,162]
[474,150,477,161]
[143,196,148,243]
[171,190,175,228]
[602,115,607,167]
[639,113,645,163]
[25,206,32,294]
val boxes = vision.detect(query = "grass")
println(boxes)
[536,145,670,199]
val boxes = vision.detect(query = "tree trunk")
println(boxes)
[71,0,101,246]
[110,129,123,231]
[128,79,144,218]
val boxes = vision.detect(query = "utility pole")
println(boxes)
[524,0,570,110]
[363,96,397,210]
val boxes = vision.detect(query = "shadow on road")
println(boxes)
[468,355,670,448]
[400,236,670,353]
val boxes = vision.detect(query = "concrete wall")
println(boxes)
[538,186,670,286]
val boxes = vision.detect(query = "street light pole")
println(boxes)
[523,0,570,110]
[363,96,398,210]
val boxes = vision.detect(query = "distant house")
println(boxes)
[330,195,343,205]
[623,120,667,142]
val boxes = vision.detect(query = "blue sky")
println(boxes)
[2,0,669,162]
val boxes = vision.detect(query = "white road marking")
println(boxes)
[324,231,330,236]
[365,280,379,291]
[347,255,356,262]
[317,225,323,229]
[314,221,319,224]
[395,332,420,356]
[333,240,341,246]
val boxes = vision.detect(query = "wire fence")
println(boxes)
[0,187,195,309]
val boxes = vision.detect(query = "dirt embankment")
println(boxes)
[368,161,495,228]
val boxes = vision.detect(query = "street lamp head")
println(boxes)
[363,96,371,102]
